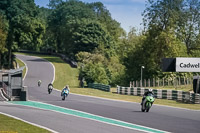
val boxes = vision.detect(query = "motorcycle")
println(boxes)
[61,89,69,100]
[141,93,155,112]
[38,80,41,87]
[48,85,53,94]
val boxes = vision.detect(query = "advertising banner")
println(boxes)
[176,58,200,72]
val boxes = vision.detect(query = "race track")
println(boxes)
[0,54,200,133]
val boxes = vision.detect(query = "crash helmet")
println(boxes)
[148,89,153,92]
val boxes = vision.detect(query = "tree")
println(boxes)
[89,2,124,40]
[71,21,116,58]
[13,15,45,51]
[177,0,200,54]
[48,0,121,59]
[0,0,42,68]
[0,13,8,68]
[76,52,125,85]
[143,0,200,55]
[48,0,96,56]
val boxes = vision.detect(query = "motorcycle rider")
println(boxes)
[141,89,154,105]
[61,85,70,96]
[48,83,53,91]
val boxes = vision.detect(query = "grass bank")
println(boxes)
[0,114,50,133]
[15,58,26,78]
[15,52,200,110]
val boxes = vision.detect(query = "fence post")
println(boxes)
[184,77,186,85]
[144,79,146,87]
[153,78,155,87]
[136,81,138,87]
[133,81,135,87]
[148,79,150,87]
[158,78,159,87]
[130,81,132,87]
[168,78,169,86]
[163,78,164,87]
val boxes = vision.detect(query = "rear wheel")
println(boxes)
[141,102,145,112]
[141,108,145,112]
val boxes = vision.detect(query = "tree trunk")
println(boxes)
[0,53,1,69]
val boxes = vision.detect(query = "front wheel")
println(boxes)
[62,94,65,100]
[145,102,151,112]
[48,89,52,94]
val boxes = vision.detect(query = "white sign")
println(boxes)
[176,58,200,72]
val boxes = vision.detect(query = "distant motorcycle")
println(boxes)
[61,89,69,100]
[38,80,42,87]
[48,84,53,94]
[141,93,155,112]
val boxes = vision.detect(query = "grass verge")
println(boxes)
[15,52,200,110]
[15,58,26,78]
[0,114,50,133]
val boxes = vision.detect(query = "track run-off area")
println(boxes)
[0,54,200,133]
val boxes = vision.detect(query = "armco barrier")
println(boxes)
[88,83,110,92]
[117,86,200,104]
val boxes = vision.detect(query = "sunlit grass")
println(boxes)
[15,58,26,78]
[0,114,50,133]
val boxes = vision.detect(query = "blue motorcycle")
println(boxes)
[61,89,69,100]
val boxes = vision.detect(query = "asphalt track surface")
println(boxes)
[0,54,200,133]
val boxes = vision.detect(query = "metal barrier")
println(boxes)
[117,86,200,104]
[88,83,110,92]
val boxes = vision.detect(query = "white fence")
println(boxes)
[130,77,193,88]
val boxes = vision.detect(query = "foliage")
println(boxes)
[76,52,125,86]
[143,0,200,55]
[120,0,200,84]
[0,13,8,68]
[0,0,45,68]
[12,15,45,51]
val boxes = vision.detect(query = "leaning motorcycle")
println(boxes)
[61,89,69,100]
[48,85,53,94]
[141,93,155,112]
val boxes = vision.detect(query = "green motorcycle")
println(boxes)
[141,93,155,112]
